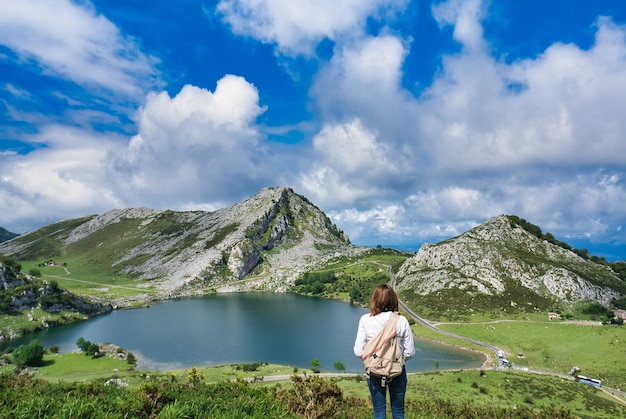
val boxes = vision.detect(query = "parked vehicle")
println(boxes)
[575,375,602,387]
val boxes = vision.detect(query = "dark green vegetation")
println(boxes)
[0,227,18,244]
[399,286,625,323]
[1,367,622,418]
[9,340,44,367]
[291,247,410,306]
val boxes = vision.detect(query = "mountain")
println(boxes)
[395,215,625,318]
[0,227,18,244]
[0,187,360,299]
[1,190,623,316]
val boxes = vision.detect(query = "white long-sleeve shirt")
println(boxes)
[353,311,415,360]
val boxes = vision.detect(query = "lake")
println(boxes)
[1,293,484,373]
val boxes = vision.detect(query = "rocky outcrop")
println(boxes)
[395,215,623,309]
[227,239,261,279]
[0,260,111,316]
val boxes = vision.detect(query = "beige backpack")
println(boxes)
[362,312,404,386]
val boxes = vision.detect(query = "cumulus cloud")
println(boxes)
[216,0,409,55]
[0,75,273,230]
[108,75,270,205]
[0,0,158,97]
[312,35,410,119]
[432,0,485,51]
[298,118,403,206]
[0,125,123,231]
[419,16,626,172]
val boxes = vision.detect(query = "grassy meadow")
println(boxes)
[431,319,626,390]
[2,351,625,418]
[21,259,157,301]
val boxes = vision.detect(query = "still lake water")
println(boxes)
[2,293,484,373]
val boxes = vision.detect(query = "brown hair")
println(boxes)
[369,284,399,316]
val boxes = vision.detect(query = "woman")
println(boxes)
[354,284,415,419]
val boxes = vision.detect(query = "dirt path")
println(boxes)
[43,274,144,292]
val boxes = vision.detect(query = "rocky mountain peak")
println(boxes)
[0,187,355,300]
[396,214,622,312]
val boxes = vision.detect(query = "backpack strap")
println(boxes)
[362,312,399,360]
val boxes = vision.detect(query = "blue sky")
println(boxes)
[1,0,626,261]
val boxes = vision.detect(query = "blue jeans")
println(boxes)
[367,367,407,419]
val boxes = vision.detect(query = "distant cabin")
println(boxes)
[548,312,561,320]
[612,309,626,320]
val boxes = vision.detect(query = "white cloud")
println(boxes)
[0,125,123,231]
[298,118,402,206]
[0,0,158,97]
[0,75,273,231]
[418,16,626,172]
[302,1,626,251]
[432,0,485,51]
[216,0,408,55]
[313,35,409,114]
[1,0,625,257]
[108,75,269,205]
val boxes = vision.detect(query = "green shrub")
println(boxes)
[12,340,44,367]
[278,375,344,419]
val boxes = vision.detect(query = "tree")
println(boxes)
[12,340,45,367]
[76,337,99,356]
[333,361,345,372]
[310,358,321,373]
[127,352,137,365]
[87,343,100,356]
[76,337,89,352]
[583,302,608,319]
[349,286,362,304]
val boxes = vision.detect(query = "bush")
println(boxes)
[240,362,263,372]
[278,375,344,418]
[76,337,100,356]
[12,340,45,367]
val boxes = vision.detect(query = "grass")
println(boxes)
[34,352,133,382]
[20,260,156,301]
[0,309,88,341]
[4,352,625,418]
[2,353,306,387]
[433,320,626,389]
[404,369,626,418]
